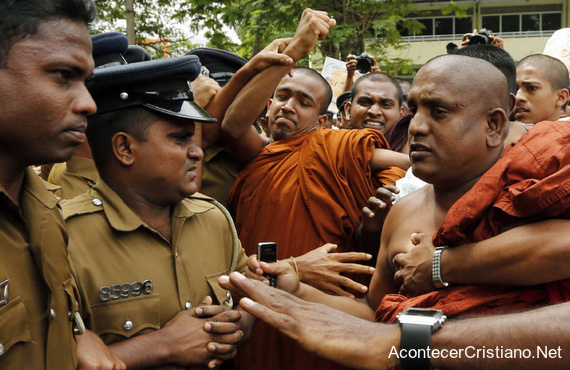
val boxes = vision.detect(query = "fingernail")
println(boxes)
[204,322,211,331]
[241,297,254,307]
[208,344,216,351]
[219,275,229,284]
[196,307,203,315]
[233,272,245,280]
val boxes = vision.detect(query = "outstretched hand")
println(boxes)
[223,272,401,370]
[293,243,375,297]
[361,185,399,234]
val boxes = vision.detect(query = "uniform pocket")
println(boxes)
[0,296,32,354]
[89,295,160,342]
[205,270,233,308]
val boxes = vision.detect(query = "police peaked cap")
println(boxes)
[91,32,129,68]
[124,45,151,63]
[336,91,352,112]
[88,55,216,123]
[185,47,248,87]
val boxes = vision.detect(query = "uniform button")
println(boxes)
[174,252,178,257]
[50,308,56,320]
[92,198,103,206]
[0,343,4,356]
[185,301,192,310]
[123,320,133,331]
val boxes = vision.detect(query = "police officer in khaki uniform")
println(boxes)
[47,33,149,201]
[0,1,125,368]
[62,49,253,369]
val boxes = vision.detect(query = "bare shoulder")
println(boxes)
[385,186,434,257]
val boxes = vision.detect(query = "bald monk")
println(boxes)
[240,56,570,370]
[220,9,407,370]
[246,54,535,312]
[370,55,570,320]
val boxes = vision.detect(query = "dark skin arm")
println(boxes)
[222,272,570,370]
[393,219,570,297]
[220,9,336,164]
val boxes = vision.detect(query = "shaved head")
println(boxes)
[419,54,510,113]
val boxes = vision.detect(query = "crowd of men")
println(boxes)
[1,0,569,369]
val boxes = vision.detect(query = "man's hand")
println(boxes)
[346,54,357,74]
[361,185,399,234]
[284,8,336,62]
[461,29,504,49]
[243,256,303,296]
[248,37,295,74]
[392,232,437,297]
[223,272,401,370]
[77,329,126,369]
[191,75,222,109]
[154,305,242,368]
[294,243,375,296]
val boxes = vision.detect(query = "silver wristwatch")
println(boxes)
[397,308,447,369]
[432,245,450,289]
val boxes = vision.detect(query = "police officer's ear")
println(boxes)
[111,132,136,166]
[486,107,509,148]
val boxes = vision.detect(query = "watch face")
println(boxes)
[397,308,447,328]
[403,308,443,317]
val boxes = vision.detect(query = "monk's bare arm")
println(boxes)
[442,219,570,285]
[201,41,294,149]
[220,9,335,164]
[370,148,410,173]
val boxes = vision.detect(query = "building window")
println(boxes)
[482,12,561,33]
[408,16,472,36]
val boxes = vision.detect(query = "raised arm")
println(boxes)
[220,9,335,164]
[199,41,295,149]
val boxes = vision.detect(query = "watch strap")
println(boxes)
[432,246,449,289]
[400,323,432,369]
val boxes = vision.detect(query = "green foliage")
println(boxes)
[93,0,464,75]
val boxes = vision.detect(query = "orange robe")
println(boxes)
[229,128,404,370]
[376,121,570,322]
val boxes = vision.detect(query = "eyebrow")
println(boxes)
[275,86,316,103]
[408,92,460,109]
[518,80,542,86]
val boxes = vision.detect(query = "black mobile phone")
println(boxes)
[257,242,277,287]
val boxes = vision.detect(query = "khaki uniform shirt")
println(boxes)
[200,145,242,209]
[62,179,247,346]
[48,155,99,200]
[0,168,79,369]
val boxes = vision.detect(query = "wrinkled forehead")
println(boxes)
[355,79,399,100]
[275,72,324,101]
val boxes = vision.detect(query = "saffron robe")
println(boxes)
[376,121,570,322]
[229,128,404,370]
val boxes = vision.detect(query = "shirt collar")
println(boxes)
[91,179,214,232]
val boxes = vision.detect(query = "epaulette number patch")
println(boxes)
[99,279,153,302]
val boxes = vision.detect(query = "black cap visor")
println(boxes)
[144,99,216,123]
